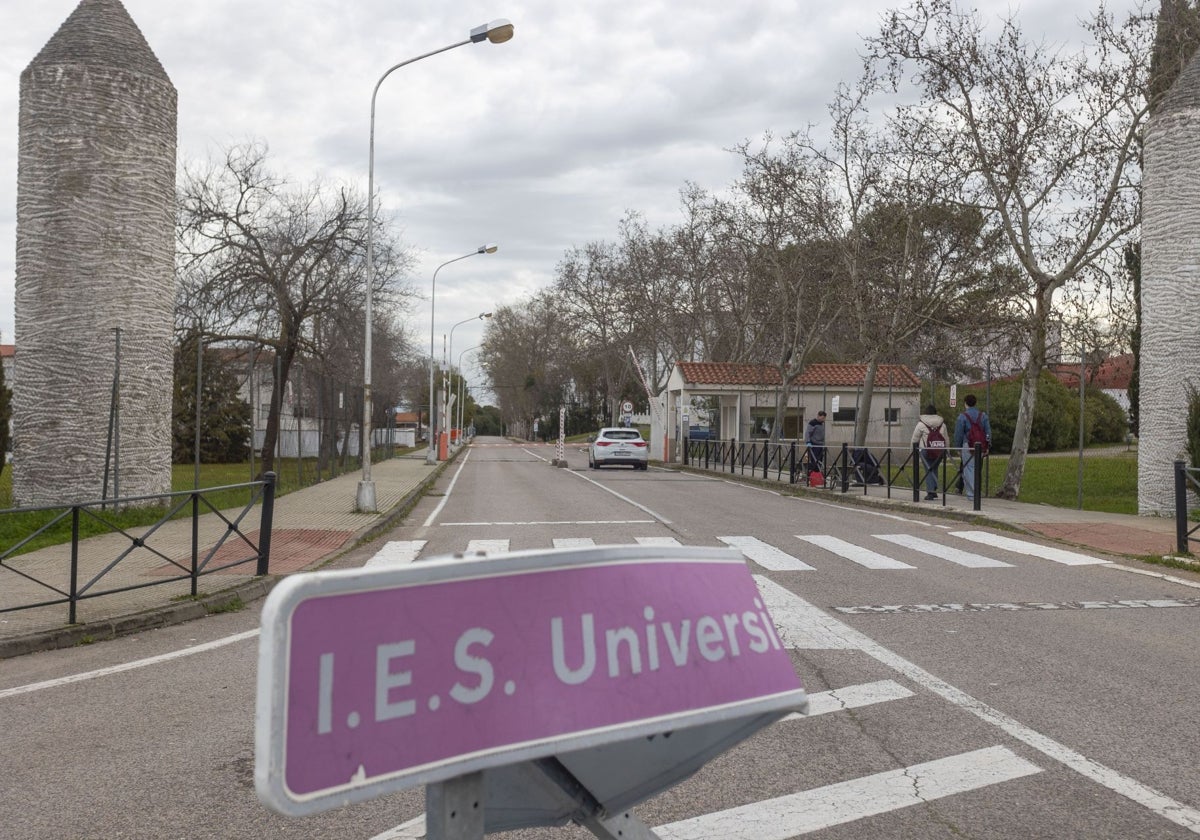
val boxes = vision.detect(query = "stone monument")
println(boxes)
[1139,49,1200,514]
[14,0,177,505]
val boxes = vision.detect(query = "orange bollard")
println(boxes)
[439,431,449,460]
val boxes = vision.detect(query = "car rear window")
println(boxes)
[602,430,643,440]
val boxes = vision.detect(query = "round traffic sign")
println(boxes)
[621,401,633,413]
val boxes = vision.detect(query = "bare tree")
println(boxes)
[870,0,1151,497]
[176,142,413,474]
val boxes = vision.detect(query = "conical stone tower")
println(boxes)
[14,0,177,505]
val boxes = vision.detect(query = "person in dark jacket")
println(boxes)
[804,411,827,474]
[954,393,992,498]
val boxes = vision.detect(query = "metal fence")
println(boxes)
[1175,460,1200,554]
[683,438,988,511]
[0,473,276,625]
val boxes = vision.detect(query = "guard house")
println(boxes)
[659,361,922,462]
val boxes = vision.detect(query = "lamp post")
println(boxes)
[446,312,492,446]
[457,345,481,444]
[357,18,515,512]
[427,251,498,463]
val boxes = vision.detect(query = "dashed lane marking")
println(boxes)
[874,533,1013,568]
[783,679,915,720]
[364,540,426,567]
[950,530,1110,565]
[654,746,1043,839]
[796,534,914,570]
[718,535,816,571]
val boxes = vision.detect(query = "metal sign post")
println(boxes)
[256,546,807,837]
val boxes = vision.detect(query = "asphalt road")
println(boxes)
[2,436,1198,839]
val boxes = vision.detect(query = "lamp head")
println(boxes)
[481,312,493,319]
[470,19,515,44]
[478,243,499,254]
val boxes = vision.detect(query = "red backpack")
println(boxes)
[922,421,947,461]
[965,412,989,455]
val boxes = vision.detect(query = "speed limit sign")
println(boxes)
[622,401,633,414]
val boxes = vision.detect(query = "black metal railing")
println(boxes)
[0,473,276,625]
[1175,460,1200,554]
[682,437,987,511]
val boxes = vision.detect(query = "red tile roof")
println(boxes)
[676,361,920,388]
[0,344,13,359]
[1047,353,1133,390]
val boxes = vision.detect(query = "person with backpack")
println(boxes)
[804,411,827,478]
[911,404,949,500]
[954,393,991,499]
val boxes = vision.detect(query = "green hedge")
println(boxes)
[926,372,1128,454]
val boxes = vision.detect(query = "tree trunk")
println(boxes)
[997,293,1050,499]
[854,358,879,448]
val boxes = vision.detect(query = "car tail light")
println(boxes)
[596,441,612,446]
[633,441,647,447]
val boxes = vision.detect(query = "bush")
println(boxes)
[1187,385,1200,469]
[930,372,1126,454]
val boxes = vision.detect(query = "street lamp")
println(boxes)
[357,18,515,513]
[457,345,481,444]
[446,312,492,446]
[427,250,498,464]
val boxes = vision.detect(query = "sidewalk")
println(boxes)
[1,450,1195,659]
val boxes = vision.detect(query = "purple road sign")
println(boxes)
[256,545,806,816]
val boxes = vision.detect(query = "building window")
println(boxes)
[884,407,900,425]
[832,407,857,423]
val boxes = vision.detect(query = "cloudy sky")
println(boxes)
[1,0,1131,392]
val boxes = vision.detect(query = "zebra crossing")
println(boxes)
[368,530,1110,571]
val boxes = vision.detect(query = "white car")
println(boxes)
[588,427,649,470]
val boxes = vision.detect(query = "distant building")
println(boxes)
[658,361,922,462]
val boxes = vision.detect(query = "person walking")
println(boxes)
[804,410,827,476]
[954,393,991,498]
[911,404,949,500]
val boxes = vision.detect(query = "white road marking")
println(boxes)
[950,530,1110,565]
[464,539,509,555]
[802,497,947,527]
[364,540,426,567]
[1105,563,1200,590]
[782,679,915,720]
[874,533,1013,568]
[439,520,655,527]
[0,630,261,700]
[521,447,550,461]
[421,449,473,527]
[552,538,596,548]
[718,536,815,571]
[635,536,682,546]
[763,580,1200,833]
[565,469,672,523]
[369,813,425,840]
[755,576,856,649]
[654,746,1043,839]
[797,534,914,570]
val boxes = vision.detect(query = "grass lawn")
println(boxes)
[983,451,1140,515]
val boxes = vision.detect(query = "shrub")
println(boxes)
[1187,385,1200,469]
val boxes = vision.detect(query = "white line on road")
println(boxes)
[755,576,857,649]
[421,449,473,527]
[1105,562,1200,590]
[874,533,1013,568]
[654,746,1043,839]
[565,469,673,524]
[439,519,655,527]
[950,530,1110,565]
[783,679,915,720]
[800,497,949,527]
[718,536,816,571]
[364,540,426,567]
[796,534,914,570]
[0,630,261,700]
[763,578,1200,833]
[635,536,683,546]
[553,538,596,548]
[464,539,510,555]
